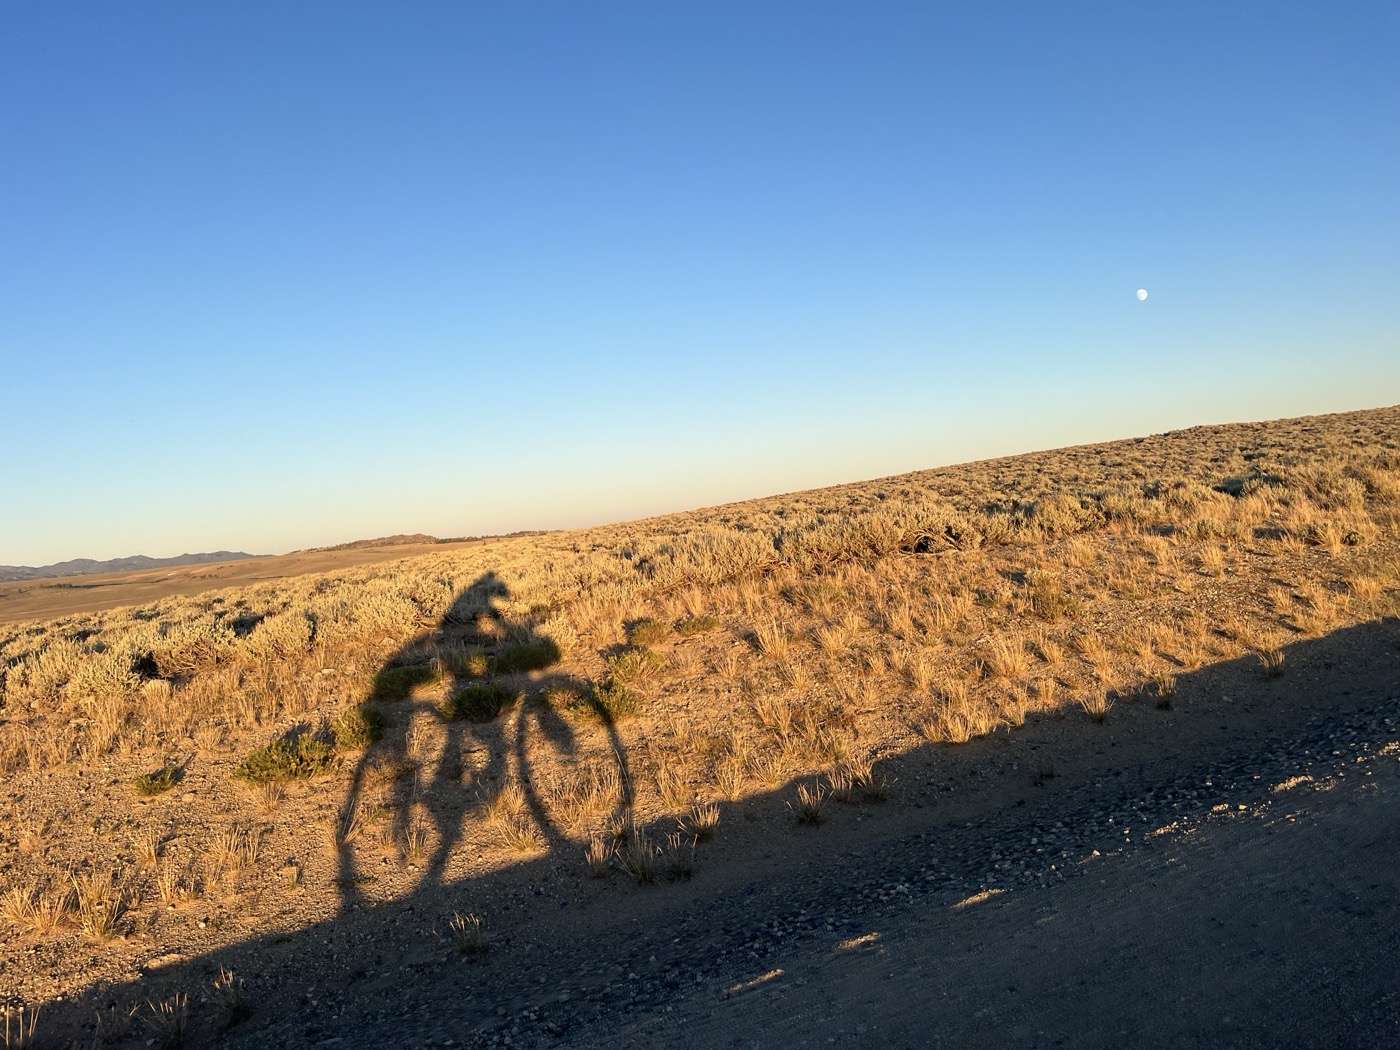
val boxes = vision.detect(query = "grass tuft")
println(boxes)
[369,662,439,702]
[132,763,182,796]
[585,837,613,877]
[2,882,73,938]
[211,968,251,1030]
[663,831,695,880]
[616,825,658,884]
[141,993,188,1049]
[1,1004,40,1049]
[1152,671,1176,709]
[680,801,720,841]
[493,636,561,674]
[71,870,130,940]
[1079,689,1113,724]
[789,782,827,825]
[579,679,641,722]
[439,682,517,721]
[235,728,336,783]
[447,911,490,956]
[628,618,671,646]
[674,614,720,637]
[331,703,383,750]
[606,645,665,686]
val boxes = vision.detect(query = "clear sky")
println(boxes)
[3,3,1397,565]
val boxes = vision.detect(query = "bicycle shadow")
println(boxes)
[337,571,633,911]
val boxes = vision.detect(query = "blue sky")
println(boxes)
[2,3,1397,564]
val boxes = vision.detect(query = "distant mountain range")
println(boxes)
[0,551,255,582]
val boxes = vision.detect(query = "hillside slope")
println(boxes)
[1,403,1398,1047]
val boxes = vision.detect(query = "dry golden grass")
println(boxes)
[828,755,889,803]
[790,782,827,825]
[983,634,1031,680]
[2,1004,40,1049]
[70,870,131,941]
[616,824,659,884]
[446,911,489,955]
[1152,671,1177,709]
[2,881,73,938]
[480,785,545,854]
[328,805,369,855]
[1258,647,1286,678]
[584,836,612,877]
[155,861,188,906]
[141,993,188,1047]
[211,967,250,1029]
[1079,689,1113,724]
[0,407,1384,769]
[2,404,1400,1013]
[17,818,51,857]
[1197,545,1227,576]
[915,677,1004,744]
[681,801,721,840]
[134,827,164,870]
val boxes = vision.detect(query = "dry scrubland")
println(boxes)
[0,538,491,626]
[3,405,1400,1041]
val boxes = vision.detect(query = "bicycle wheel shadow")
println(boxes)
[337,571,633,912]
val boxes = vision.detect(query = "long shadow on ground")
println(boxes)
[44,616,1400,1048]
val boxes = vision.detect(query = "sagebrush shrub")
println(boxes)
[439,682,516,721]
[331,704,383,749]
[493,636,560,674]
[579,680,640,722]
[133,763,181,796]
[369,663,439,702]
[235,730,336,782]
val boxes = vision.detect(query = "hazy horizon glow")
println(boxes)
[3,4,1397,565]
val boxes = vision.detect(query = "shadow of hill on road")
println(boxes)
[41,614,1400,1048]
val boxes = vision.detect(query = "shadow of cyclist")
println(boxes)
[336,571,631,911]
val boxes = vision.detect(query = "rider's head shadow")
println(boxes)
[440,571,510,643]
[337,570,630,912]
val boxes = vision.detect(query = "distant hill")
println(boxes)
[0,551,255,582]
[301,531,546,554]
[306,533,456,553]
[3,531,555,585]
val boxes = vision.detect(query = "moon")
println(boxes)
[1136,288,1149,302]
